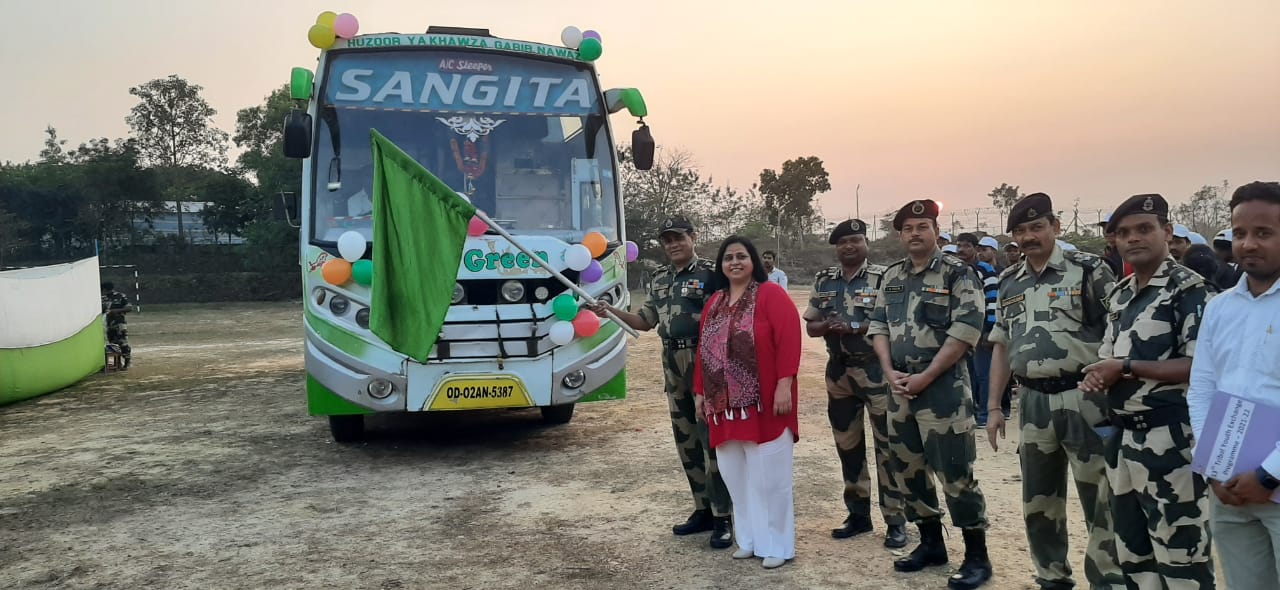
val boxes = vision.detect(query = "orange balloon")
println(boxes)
[322,258,352,285]
[582,232,607,258]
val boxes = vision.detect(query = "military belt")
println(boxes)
[1019,374,1086,394]
[1110,405,1189,432]
[664,337,699,350]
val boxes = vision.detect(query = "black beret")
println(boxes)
[658,215,695,235]
[828,218,868,244]
[1106,194,1168,233]
[1006,193,1054,233]
[892,199,939,231]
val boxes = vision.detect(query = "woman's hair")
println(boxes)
[711,235,769,291]
[1182,244,1220,285]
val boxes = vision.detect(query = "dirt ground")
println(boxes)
[0,294,1100,590]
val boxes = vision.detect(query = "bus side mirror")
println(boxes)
[631,124,655,171]
[283,109,313,159]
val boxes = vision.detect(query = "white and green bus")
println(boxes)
[284,24,653,441]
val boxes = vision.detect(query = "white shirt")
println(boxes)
[767,268,789,289]
[1189,273,1280,477]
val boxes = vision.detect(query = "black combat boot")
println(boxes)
[832,513,874,539]
[947,528,993,590]
[884,523,908,548]
[709,516,733,549]
[893,519,948,572]
[672,509,713,535]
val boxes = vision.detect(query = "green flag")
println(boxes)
[369,129,477,363]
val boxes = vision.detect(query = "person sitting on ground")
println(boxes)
[101,282,132,369]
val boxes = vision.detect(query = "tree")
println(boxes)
[988,183,1023,212]
[126,75,230,241]
[758,156,831,250]
[234,85,302,197]
[1173,181,1231,237]
[38,126,67,164]
[0,202,31,266]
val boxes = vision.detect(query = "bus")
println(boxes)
[284,22,653,441]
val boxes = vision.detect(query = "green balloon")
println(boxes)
[352,259,373,286]
[578,38,603,61]
[552,294,579,321]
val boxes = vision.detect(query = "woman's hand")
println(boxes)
[773,381,793,415]
[694,395,704,422]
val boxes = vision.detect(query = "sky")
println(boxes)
[1,0,1276,225]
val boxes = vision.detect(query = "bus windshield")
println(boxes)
[311,50,619,245]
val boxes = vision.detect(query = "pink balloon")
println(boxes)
[625,241,639,262]
[582,30,602,42]
[334,13,360,39]
[467,215,488,237]
[573,310,600,337]
[581,260,604,283]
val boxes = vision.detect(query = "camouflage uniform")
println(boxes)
[804,263,906,526]
[990,246,1125,590]
[638,257,732,517]
[1098,258,1215,589]
[102,290,132,363]
[867,250,988,529]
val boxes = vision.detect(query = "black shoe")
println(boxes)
[884,523,908,548]
[832,513,874,539]
[709,516,733,549]
[947,528,993,590]
[894,520,948,572]
[672,509,713,536]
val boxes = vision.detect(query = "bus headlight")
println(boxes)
[329,296,350,316]
[500,280,525,303]
[355,308,370,329]
[366,379,395,399]
[533,286,550,301]
[562,370,586,389]
[452,283,465,304]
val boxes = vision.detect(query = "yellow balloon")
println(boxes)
[308,24,336,50]
[316,11,338,27]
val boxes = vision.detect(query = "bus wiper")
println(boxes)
[584,114,605,158]
[321,105,342,191]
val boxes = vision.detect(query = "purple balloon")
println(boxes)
[625,241,639,262]
[582,30,602,42]
[581,260,604,283]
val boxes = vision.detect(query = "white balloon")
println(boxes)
[565,244,592,271]
[337,231,366,262]
[561,26,583,49]
[549,321,576,345]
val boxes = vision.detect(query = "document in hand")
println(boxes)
[1191,392,1280,503]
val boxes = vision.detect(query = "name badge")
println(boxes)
[883,285,905,293]
[1001,294,1025,308]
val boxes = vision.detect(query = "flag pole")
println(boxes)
[472,209,640,339]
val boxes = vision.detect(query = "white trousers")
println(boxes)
[1210,494,1280,590]
[716,429,795,560]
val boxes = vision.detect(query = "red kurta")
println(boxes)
[694,281,802,447]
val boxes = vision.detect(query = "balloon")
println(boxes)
[582,30,602,42]
[549,321,576,345]
[333,13,359,38]
[316,11,338,27]
[322,259,352,285]
[337,230,366,262]
[581,260,604,283]
[578,38,603,61]
[573,310,600,337]
[552,294,579,321]
[467,215,488,237]
[561,26,583,49]
[565,244,592,271]
[582,232,607,258]
[309,24,336,49]
[625,241,639,262]
[351,259,373,286]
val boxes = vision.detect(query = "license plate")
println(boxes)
[427,375,533,411]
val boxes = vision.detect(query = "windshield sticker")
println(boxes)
[341,35,582,61]
[437,116,506,142]
[326,53,597,115]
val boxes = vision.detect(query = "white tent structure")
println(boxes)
[0,257,105,404]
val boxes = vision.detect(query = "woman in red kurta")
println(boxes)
[694,236,802,569]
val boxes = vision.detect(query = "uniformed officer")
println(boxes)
[590,216,734,548]
[1079,194,1216,588]
[803,218,908,548]
[867,199,993,590]
[101,281,132,369]
[986,193,1125,590]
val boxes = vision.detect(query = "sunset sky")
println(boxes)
[2,0,1276,225]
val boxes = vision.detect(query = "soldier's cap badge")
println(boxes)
[911,201,925,214]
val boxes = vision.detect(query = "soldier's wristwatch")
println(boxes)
[1258,466,1280,491]
[1121,358,1136,379]
[849,321,862,332]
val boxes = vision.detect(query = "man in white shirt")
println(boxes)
[1189,181,1280,590]
[762,250,788,289]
